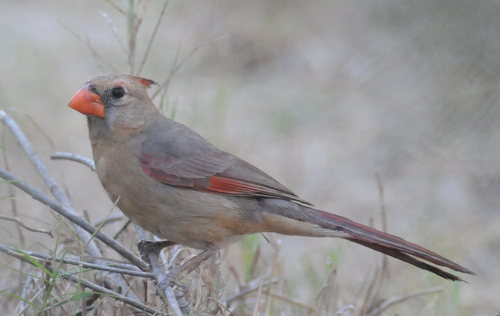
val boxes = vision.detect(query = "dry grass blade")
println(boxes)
[251,278,264,316]
[266,291,317,313]
[359,175,391,315]
[103,0,127,16]
[100,11,128,55]
[58,21,119,72]
[316,267,338,314]
[224,278,279,305]
[137,0,170,76]
[365,286,444,316]
[151,37,228,100]
[126,0,153,74]
[1,135,25,247]
[93,214,124,228]
[375,174,389,280]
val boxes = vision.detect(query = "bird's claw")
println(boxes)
[137,240,157,264]
[157,271,188,293]
[137,240,176,264]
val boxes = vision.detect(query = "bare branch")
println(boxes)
[135,224,190,316]
[0,166,147,270]
[8,249,158,314]
[0,215,53,237]
[0,244,154,278]
[50,152,96,171]
[0,110,106,262]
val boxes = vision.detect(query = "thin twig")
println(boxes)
[45,264,158,314]
[224,278,280,304]
[251,278,264,316]
[151,39,219,100]
[17,275,33,314]
[366,286,444,316]
[113,219,132,240]
[266,291,317,313]
[103,0,127,15]
[58,21,119,73]
[127,0,136,74]
[0,215,53,237]
[137,0,170,76]
[136,0,152,36]
[50,152,95,171]
[100,11,128,55]
[376,173,389,279]
[0,244,154,278]
[93,214,124,228]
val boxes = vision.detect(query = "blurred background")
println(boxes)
[0,0,498,314]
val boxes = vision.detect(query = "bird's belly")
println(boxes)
[100,173,252,248]
[122,186,252,249]
[95,152,267,249]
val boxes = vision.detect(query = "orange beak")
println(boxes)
[68,85,105,118]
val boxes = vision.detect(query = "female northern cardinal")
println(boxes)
[68,74,473,282]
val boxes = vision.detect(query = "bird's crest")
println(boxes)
[130,76,159,89]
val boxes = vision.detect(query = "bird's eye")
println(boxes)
[111,87,125,99]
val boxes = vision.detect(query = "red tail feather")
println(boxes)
[308,208,474,280]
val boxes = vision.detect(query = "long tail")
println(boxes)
[297,206,474,281]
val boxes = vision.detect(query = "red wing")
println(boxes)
[203,176,310,203]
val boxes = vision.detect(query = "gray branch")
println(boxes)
[136,224,190,316]
[3,244,158,315]
[0,215,53,237]
[0,110,102,258]
[50,152,96,171]
[0,244,154,278]
[0,166,147,270]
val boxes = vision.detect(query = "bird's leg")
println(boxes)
[157,246,218,290]
[137,239,177,264]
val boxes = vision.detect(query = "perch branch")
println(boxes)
[50,152,95,171]
[0,244,154,278]
[0,166,147,270]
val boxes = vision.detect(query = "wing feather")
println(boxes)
[139,117,312,205]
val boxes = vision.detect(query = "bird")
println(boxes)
[68,74,473,285]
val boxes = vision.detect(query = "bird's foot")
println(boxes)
[137,240,177,264]
[156,246,218,293]
[157,270,188,293]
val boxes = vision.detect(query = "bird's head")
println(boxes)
[68,74,159,139]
